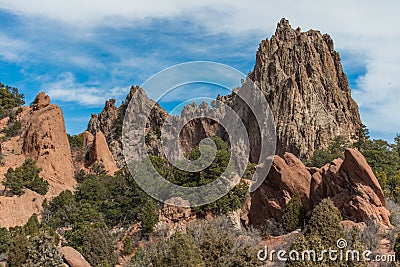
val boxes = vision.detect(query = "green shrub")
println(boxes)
[122,236,133,256]
[2,158,48,196]
[0,227,11,254]
[81,226,118,267]
[282,194,306,232]
[7,229,29,267]
[3,120,21,138]
[153,231,204,267]
[307,136,349,167]
[308,198,343,243]
[133,217,260,266]
[24,232,64,267]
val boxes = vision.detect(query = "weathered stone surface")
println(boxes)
[161,197,192,223]
[0,94,75,227]
[60,246,91,267]
[31,92,50,111]
[314,148,391,226]
[248,153,312,226]
[21,99,76,196]
[249,148,391,228]
[88,86,169,166]
[88,99,118,139]
[88,131,118,175]
[81,130,94,146]
[248,18,361,159]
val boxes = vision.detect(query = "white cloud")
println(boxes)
[1,0,399,136]
[0,33,27,62]
[45,72,127,106]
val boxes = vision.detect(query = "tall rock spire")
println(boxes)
[249,18,361,159]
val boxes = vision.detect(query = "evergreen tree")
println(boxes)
[7,230,29,267]
[2,167,24,196]
[308,198,343,244]
[24,214,41,237]
[1,158,48,196]
[0,227,11,254]
[81,226,118,267]
[282,194,306,232]
[154,231,204,267]
[352,124,370,150]
[141,199,159,234]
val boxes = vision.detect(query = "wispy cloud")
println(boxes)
[45,72,127,106]
[0,33,27,63]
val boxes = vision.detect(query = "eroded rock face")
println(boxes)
[31,92,50,111]
[88,99,118,140]
[21,94,76,196]
[249,148,391,228]
[87,131,118,175]
[88,86,169,166]
[0,93,75,228]
[248,18,362,159]
[248,153,312,225]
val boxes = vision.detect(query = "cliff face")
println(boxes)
[87,86,169,165]
[249,18,361,159]
[0,93,76,227]
[21,97,76,196]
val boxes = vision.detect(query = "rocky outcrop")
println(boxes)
[248,153,312,225]
[161,197,193,223]
[311,148,390,226]
[0,93,75,228]
[0,190,44,227]
[87,86,169,166]
[249,148,390,227]
[88,99,118,140]
[21,93,76,196]
[31,92,50,111]
[88,131,118,175]
[60,246,91,267]
[248,18,361,159]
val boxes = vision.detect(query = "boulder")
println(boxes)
[59,246,91,267]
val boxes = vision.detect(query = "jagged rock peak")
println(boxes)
[249,18,361,159]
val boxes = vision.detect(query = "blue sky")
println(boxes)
[0,1,399,142]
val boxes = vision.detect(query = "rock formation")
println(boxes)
[248,18,362,159]
[88,86,169,165]
[21,93,76,196]
[249,148,391,227]
[0,93,76,227]
[88,99,118,140]
[60,246,91,267]
[88,131,118,175]
[31,92,50,111]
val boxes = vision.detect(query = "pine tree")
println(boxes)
[7,230,29,267]
[141,199,159,234]
[282,194,306,232]
[0,227,11,254]
[81,226,118,267]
